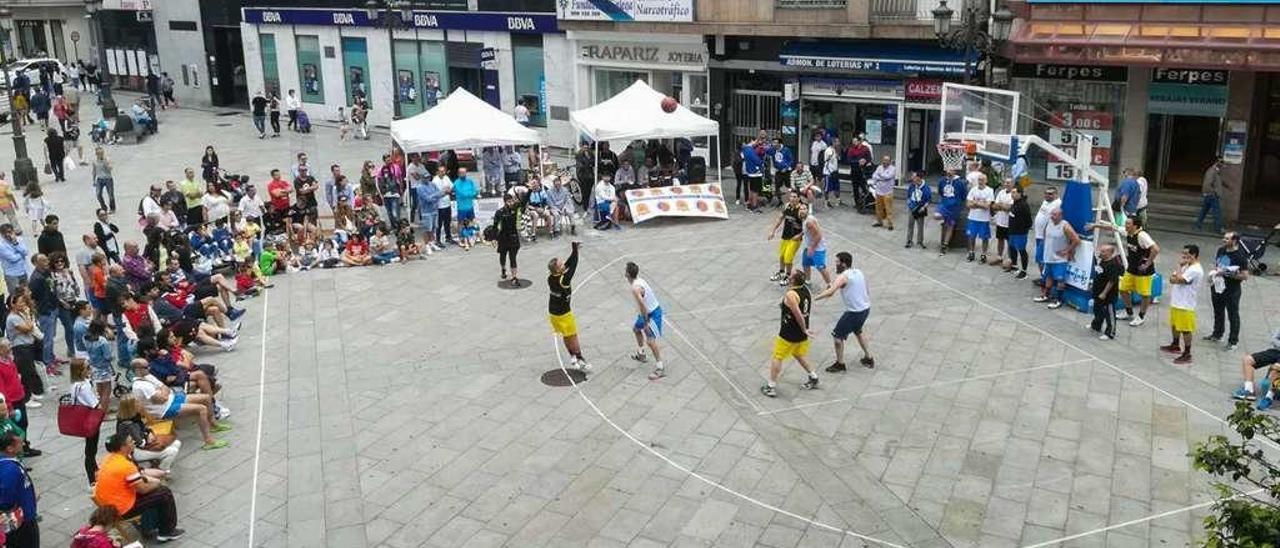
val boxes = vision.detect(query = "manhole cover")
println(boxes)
[498,278,532,290]
[214,123,233,127]
[215,111,241,117]
[540,369,588,387]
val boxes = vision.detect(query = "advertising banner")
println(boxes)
[1064,240,1096,291]
[626,184,728,223]
[557,0,694,22]
[1046,108,1114,182]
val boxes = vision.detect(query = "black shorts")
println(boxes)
[832,309,870,340]
[747,175,764,194]
[194,283,217,301]
[1250,348,1280,368]
[996,225,1009,240]
[182,302,205,320]
[171,319,199,342]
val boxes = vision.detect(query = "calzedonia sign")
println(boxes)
[242,8,558,33]
[1010,63,1127,82]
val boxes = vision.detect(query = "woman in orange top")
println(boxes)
[88,253,107,317]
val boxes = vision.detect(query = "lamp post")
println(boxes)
[84,0,117,119]
[0,2,38,189]
[365,0,414,120]
[932,0,1014,85]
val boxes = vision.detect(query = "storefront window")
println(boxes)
[512,34,546,127]
[686,74,708,117]
[1011,78,1125,184]
[418,41,448,110]
[594,69,647,104]
[341,37,369,107]
[392,39,419,117]
[295,35,324,104]
[259,34,280,98]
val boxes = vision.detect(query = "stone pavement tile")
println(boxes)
[364,517,401,546]
[286,519,325,547]
[1019,523,1066,546]
[938,498,986,545]
[424,515,488,547]
[489,493,554,536]
[757,520,805,548]
[980,496,1027,540]
[635,494,700,544]
[460,529,509,548]
[597,507,654,544]
[383,495,468,548]
[325,524,368,548]
[507,508,572,546]
[680,498,740,540]
[1026,488,1070,529]
[1070,474,1114,517]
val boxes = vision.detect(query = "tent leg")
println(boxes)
[715,134,722,187]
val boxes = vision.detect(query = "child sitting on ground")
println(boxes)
[396,219,420,259]
[299,241,319,270]
[459,217,479,251]
[317,238,341,268]
[190,224,228,265]
[276,242,301,273]
[211,220,235,260]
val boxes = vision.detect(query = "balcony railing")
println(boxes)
[871,0,983,22]
[776,0,848,8]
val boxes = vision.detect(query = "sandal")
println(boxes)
[212,423,233,433]
[201,439,229,451]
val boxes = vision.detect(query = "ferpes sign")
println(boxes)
[1046,109,1114,182]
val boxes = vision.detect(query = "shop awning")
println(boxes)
[779,41,968,76]
[1009,21,1280,69]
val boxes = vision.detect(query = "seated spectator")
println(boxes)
[341,232,372,266]
[317,239,341,269]
[115,396,180,472]
[523,179,553,241]
[93,433,184,542]
[370,224,399,265]
[72,505,126,548]
[395,220,420,259]
[129,358,228,450]
[129,99,156,134]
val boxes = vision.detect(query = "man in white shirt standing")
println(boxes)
[285,90,301,132]
[514,99,530,126]
[430,166,453,250]
[814,251,874,372]
[809,131,827,177]
[870,155,896,231]
[991,178,1015,266]
[1162,244,1204,365]
[964,172,994,263]
[1033,186,1062,283]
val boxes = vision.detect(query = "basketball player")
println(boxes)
[548,241,590,371]
[814,252,874,372]
[768,190,804,286]
[624,262,666,380]
[798,204,833,289]
[761,270,819,398]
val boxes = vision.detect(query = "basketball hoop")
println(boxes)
[937,141,976,171]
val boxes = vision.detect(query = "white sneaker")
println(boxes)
[425,247,434,256]
[1099,334,1114,340]
[221,339,238,352]
[216,406,231,421]
[1129,316,1146,327]
[29,394,43,401]
[575,358,592,372]
[25,400,41,409]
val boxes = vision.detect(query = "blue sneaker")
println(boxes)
[227,308,246,321]
[1262,379,1273,396]
[1233,387,1257,401]
[1257,395,1273,411]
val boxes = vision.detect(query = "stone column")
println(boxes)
[1222,70,1256,224]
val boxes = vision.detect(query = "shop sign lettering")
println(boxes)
[579,42,706,67]
[261,11,283,23]
[1153,68,1228,86]
[333,12,355,25]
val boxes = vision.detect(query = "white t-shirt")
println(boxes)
[285,95,301,110]
[202,193,231,222]
[823,146,839,176]
[839,269,870,312]
[1136,176,1149,209]
[809,140,826,165]
[71,380,99,408]
[514,104,530,123]
[993,188,1014,227]
[965,170,984,189]
[432,175,453,210]
[1033,198,1061,239]
[1170,262,1203,311]
[966,186,994,222]
[632,277,661,313]
[132,375,174,418]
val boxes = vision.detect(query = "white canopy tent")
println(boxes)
[390,88,540,152]
[570,80,722,186]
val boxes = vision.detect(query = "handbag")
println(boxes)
[56,386,105,438]
[149,419,174,436]
[42,163,51,175]
[63,156,77,173]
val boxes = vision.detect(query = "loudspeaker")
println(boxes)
[688,156,706,184]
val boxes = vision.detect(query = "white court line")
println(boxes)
[550,337,907,548]
[246,289,271,547]
[1020,488,1266,548]
[756,358,1093,416]
[823,229,1280,545]
[667,298,777,317]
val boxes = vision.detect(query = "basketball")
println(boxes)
[660,96,678,113]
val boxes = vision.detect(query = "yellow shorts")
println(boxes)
[1169,308,1196,333]
[771,337,810,361]
[548,312,578,337]
[1118,273,1154,297]
[779,239,801,264]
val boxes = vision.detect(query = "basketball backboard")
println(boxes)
[939,83,1020,162]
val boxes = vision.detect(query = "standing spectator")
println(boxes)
[822,138,842,208]
[1114,168,1141,224]
[268,92,282,137]
[741,137,764,213]
[0,226,29,296]
[506,147,526,192]
[964,172,993,263]
[284,89,301,131]
[292,166,319,230]
[0,176,20,234]
[43,128,66,182]
[252,89,270,137]
[378,156,404,226]
[1006,187,1032,278]
[52,94,69,132]
[180,168,204,227]
[200,146,220,183]
[1162,244,1204,364]
[1033,208,1079,309]
[936,168,966,255]
[405,155,428,220]
[1195,157,1226,233]
[201,182,233,227]
[904,171,931,249]
[35,215,64,257]
[808,131,826,180]
[768,138,794,207]
[598,142,619,181]
[870,155,896,230]
[29,89,49,131]
[1032,186,1061,280]
[93,433,185,542]
[0,432,39,547]
[5,297,45,407]
[92,210,120,264]
[514,99,530,125]
[1134,168,1150,227]
[411,169,442,255]
[67,360,101,487]
[481,147,503,197]
[1088,244,1123,340]
[266,169,291,232]
[145,72,162,109]
[1206,231,1249,350]
[160,72,176,108]
[438,168,464,245]
[990,178,1015,266]
[90,147,115,213]
[29,254,63,371]
[1096,217,1159,326]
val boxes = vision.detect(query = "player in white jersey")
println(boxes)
[814,251,875,372]
[625,262,666,380]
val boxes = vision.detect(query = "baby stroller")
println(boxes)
[296,109,312,133]
[1240,233,1270,274]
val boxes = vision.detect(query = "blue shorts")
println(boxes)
[1008,234,1028,251]
[940,209,960,227]
[457,208,475,223]
[1035,238,1045,265]
[966,221,991,240]
[634,307,664,339]
[596,200,612,218]
[419,212,438,234]
[162,392,187,420]
[824,173,840,193]
[832,309,870,340]
[1043,262,1069,282]
[802,249,827,270]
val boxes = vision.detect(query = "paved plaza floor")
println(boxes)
[3,102,1279,547]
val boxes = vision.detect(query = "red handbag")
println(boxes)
[57,387,105,438]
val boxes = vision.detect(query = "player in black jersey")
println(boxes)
[767,190,804,286]
[761,270,819,398]
[548,241,590,371]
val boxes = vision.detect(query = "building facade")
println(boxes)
[1005,0,1280,224]
[238,1,575,144]
[5,0,94,63]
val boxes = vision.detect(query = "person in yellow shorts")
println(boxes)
[761,270,819,397]
[768,190,805,287]
[1161,244,1203,365]
[1092,216,1160,326]
[548,241,590,371]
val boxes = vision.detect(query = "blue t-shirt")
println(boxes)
[0,458,36,521]
[1115,177,1140,215]
[938,176,967,213]
[73,317,90,354]
[454,177,478,212]
[741,145,763,177]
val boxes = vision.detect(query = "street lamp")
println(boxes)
[0,2,38,189]
[84,0,117,119]
[365,0,415,119]
[932,0,1015,84]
